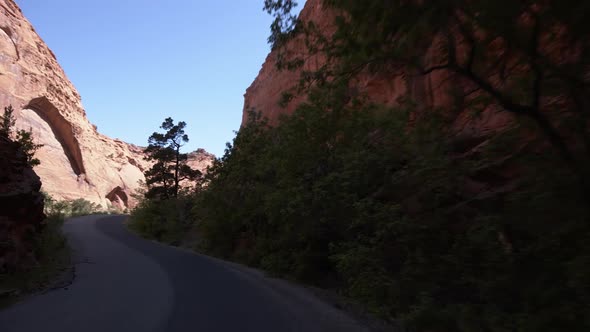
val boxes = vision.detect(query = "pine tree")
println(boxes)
[144,117,201,199]
[16,128,43,167]
[1,105,43,166]
[0,105,16,138]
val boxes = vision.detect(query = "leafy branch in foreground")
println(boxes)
[265,0,590,196]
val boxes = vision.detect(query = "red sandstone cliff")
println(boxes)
[241,0,590,205]
[0,0,214,209]
[244,0,516,144]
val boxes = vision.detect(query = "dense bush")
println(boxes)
[0,212,69,307]
[2,193,109,304]
[192,97,590,331]
[128,193,194,245]
[43,193,115,218]
[69,198,104,216]
[192,1,590,328]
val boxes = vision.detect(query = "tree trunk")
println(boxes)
[161,167,169,200]
[174,146,180,198]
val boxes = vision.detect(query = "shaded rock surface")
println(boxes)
[243,0,515,139]
[243,0,334,126]
[0,0,214,209]
[242,0,590,202]
[0,135,45,272]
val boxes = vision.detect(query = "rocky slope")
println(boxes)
[0,0,214,209]
[0,135,44,272]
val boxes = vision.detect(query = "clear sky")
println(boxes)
[15,0,303,156]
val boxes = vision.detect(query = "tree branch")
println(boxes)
[452,65,533,115]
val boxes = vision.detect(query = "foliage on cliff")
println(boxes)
[266,0,590,192]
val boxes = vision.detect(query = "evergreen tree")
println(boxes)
[16,128,43,167]
[1,105,43,166]
[144,117,201,199]
[0,105,16,138]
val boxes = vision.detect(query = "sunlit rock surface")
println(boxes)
[0,0,214,209]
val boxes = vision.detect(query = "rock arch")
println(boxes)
[25,97,85,176]
[106,186,129,209]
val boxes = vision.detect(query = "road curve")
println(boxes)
[0,215,368,332]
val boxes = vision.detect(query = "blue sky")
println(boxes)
[15,0,303,156]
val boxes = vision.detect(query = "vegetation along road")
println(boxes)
[0,215,368,332]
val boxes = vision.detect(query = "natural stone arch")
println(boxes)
[24,97,85,176]
[106,186,129,209]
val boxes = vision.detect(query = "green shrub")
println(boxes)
[129,194,194,245]
[193,101,590,331]
[69,198,102,217]
[42,192,107,218]
[0,214,69,308]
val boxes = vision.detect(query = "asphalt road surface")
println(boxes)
[0,215,368,332]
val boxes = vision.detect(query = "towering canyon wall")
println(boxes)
[0,0,213,209]
[243,0,331,125]
[244,0,414,124]
[243,0,515,144]
[243,0,584,208]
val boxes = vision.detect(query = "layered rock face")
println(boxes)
[0,135,45,272]
[187,148,216,171]
[243,0,514,140]
[0,0,214,209]
[244,0,335,125]
[243,0,590,204]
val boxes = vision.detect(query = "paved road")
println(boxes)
[0,215,368,332]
